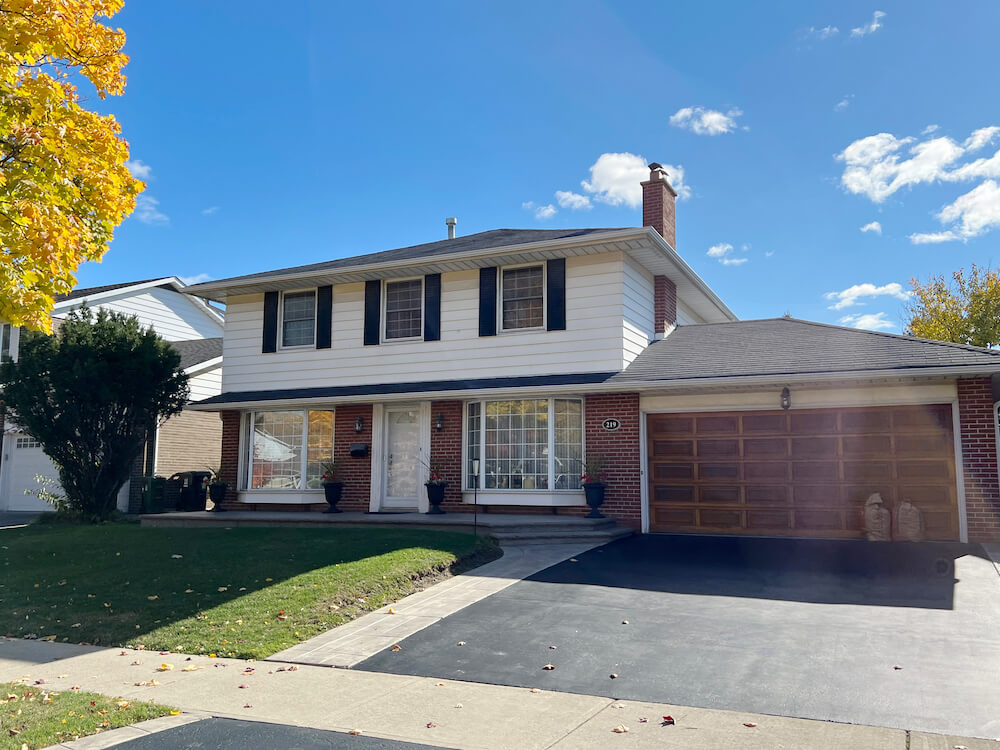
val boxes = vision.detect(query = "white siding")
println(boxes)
[622,257,654,367]
[222,253,628,392]
[188,366,223,401]
[676,300,706,326]
[60,286,223,341]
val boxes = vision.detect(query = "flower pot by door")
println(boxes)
[208,482,227,511]
[323,482,344,513]
[425,482,447,514]
[582,482,606,518]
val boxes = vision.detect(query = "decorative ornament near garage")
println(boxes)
[602,418,622,431]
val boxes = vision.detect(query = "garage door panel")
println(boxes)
[649,404,959,540]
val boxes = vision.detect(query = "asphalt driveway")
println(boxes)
[357,534,1000,739]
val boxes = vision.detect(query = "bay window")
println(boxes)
[248,409,334,490]
[465,398,583,491]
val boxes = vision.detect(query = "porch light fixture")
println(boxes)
[780,387,791,410]
[354,416,364,434]
[435,413,445,431]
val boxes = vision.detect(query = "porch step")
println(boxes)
[488,525,634,546]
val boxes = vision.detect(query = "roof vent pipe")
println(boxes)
[446,217,457,239]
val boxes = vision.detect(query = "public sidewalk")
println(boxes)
[3,639,996,750]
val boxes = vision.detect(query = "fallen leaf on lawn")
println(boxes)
[612,725,628,734]
[265,578,273,582]
[238,684,250,689]
[542,663,556,670]
[70,623,81,628]
[276,615,288,621]
[218,587,228,592]
[391,645,402,652]
[426,722,438,728]
[185,589,194,594]
[157,664,174,672]
[662,716,675,726]
[743,722,757,728]
[349,729,362,735]
[169,710,182,716]
[39,635,56,641]
[171,554,183,559]
[116,700,130,709]
[146,596,159,601]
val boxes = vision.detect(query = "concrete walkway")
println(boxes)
[270,543,600,667]
[4,640,995,750]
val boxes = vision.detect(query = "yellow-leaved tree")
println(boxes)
[905,264,1000,348]
[1,0,142,331]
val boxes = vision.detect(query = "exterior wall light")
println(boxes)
[780,387,791,410]
[354,416,364,434]
[435,413,445,431]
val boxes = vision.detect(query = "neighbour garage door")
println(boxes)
[647,404,959,540]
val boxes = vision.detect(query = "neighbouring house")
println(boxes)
[0,277,225,513]
[183,164,1000,542]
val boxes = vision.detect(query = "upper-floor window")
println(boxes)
[282,291,316,348]
[501,265,544,330]
[0,323,11,361]
[385,278,423,340]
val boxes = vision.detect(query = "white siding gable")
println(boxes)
[187,365,223,401]
[59,286,223,341]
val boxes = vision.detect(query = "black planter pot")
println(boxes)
[425,482,448,514]
[323,482,344,513]
[208,482,227,511]
[582,482,606,518]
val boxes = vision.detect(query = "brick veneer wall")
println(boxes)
[332,404,373,511]
[584,393,642,529]
[216,410,243,509]
[653,275,677,335]
[155,410,222,478]
[429,400,466,511]
[958,377,1000,541]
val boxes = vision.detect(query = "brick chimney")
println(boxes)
[641,162,677,249]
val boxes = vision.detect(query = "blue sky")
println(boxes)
[81,0,1000,331]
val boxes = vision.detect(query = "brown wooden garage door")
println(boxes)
[647,404,959,540]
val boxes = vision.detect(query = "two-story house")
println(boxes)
[0,277,225,513]
[185,164,1000,543]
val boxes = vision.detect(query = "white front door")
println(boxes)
[382,406,421,510]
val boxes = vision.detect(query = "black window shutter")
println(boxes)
[262,291,279,353]
[478,267,497,337]
[363,280,381,346]
[546,258,566,331]
[423,273,441,341]
[316,285,332,349]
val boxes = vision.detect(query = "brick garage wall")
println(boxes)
[584,393,642,529]
[332,404,373,511]
[155,410,222,478]
[958,377,1000,541]
[429,400,467,512]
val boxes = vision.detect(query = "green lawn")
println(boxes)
[1,681,174,750]
[0,524,498,659]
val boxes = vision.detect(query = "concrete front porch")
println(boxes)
[139,510,634,545]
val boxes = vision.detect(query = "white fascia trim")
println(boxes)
[182,229,653,301]
[185,366,1000,411]
[52,277,179,311]
[183,357,223,376]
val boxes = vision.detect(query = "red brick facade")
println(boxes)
[584,392,642,529]
[217,410,243,509]
[332,403,373,511]
[653,275,677,335]
[429,400,466,511]
[958,377,1000,541]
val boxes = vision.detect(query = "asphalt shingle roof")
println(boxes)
[54,278,172,303]
[169,338,223,370]
[610,317,1000,384]
[187,228,627,288]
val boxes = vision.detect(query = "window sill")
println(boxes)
[498,326,547,336]
[237,491,323,505]
[380,336,425,345]
[461,491,585,507]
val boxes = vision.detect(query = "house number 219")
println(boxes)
[602,418,622,431]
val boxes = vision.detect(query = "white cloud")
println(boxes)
[522,201,556,220]
[839,312,895,331]
[825,282,909,310]
[838,133,965,203]
[834,95,853,112]
[765,250,775,258]
[921,124,940,136]
[706,242,748,266]
[669,106,743,136]
[134,195,168,225]
[201,206,220,215]
[125,159,152,180]
[180,273,213,285]
[860,221,882,234]
[580,152,690,206]
[554,190,592,210]
[907,180,1000,244]
[850,10,886,38]
[963,126,1000,152]
[805,25,839,39]
[909,230,960,244]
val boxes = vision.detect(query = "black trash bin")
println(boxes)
[141,476,167,513]
[170,471,212,511]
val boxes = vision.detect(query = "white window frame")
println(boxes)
[462,397,585,492]
[243,408,335,492]
[279,289,317,350]
[382,276,424,342]
[498,262,546,333]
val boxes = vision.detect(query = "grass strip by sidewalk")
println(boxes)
[1,524,500,659]
[0,681,174,750]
